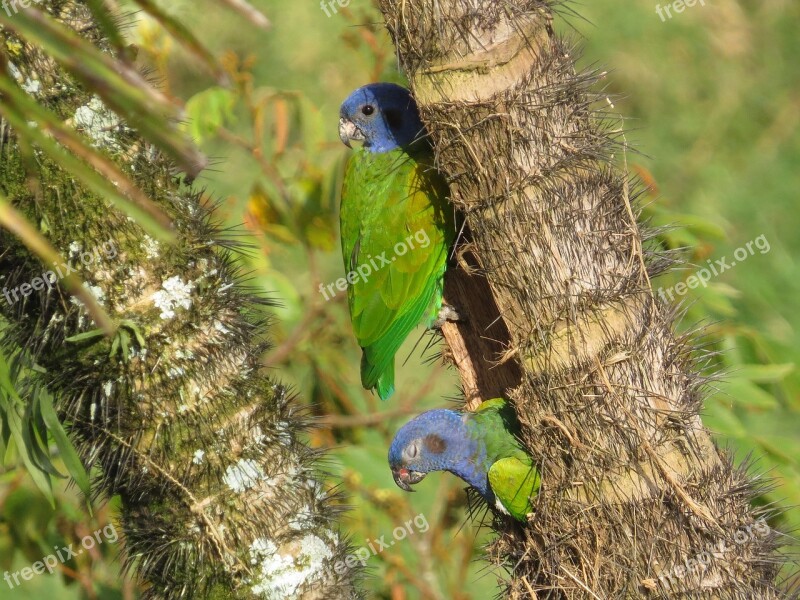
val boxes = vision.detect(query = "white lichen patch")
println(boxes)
[250,426,267,446]
[142,235,160,259]
[86,285,105,302]
[22,78,41,96]
[322,528,338,544]
[197,258,218,276]
[223,459,265,493]
[288,507,315,531]
[70,283,106,307]
[7,62,22,82]
[68,241,82,257]
[74,96,122,149]
[213,320,231,335]
[249,534,333,599]
[306,479,327,502]
[103,381,114,397]
[192,449,205,465]
[152,276,194,320]
[275,421,292,446]
[168,366,186,379]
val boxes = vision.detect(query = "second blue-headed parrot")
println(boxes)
[388,398,540,521]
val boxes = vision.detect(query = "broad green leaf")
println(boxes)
[735,363,794,384]
[692,283,738,317]
[38,390,92,501]
[703,399,747,439]
[26,395,63,477]
[715,379,779,410]
[5,402,54,506]
[184,87,238,142]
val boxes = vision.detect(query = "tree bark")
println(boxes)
[378,0,789,597]
[0,3,359,598]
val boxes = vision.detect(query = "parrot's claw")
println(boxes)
[432,304,463,329]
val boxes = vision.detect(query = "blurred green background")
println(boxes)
[1,0,798,597]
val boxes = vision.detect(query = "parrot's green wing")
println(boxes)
[470,398,539,520]
[488,456,540,522]
[340,145,453,400]
[474,398,509,414]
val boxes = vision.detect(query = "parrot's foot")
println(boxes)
[432,304,463,329]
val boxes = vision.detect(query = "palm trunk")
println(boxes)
[0,3,359,598]
[377,0,789,597]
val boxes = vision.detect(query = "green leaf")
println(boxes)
[5,404,54,506]
[184,87,237,143]
[703,399,747,439]
[735,363,794,384]
[26,395,63,478]
[716,379,779,410]
[38,390,92,502]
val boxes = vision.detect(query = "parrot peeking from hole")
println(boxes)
[388,398,540,522]
[338,83,455,401]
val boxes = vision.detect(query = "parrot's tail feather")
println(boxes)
[360,353,395,400]
[376,365,395,401]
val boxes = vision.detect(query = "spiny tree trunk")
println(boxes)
[0,3,359,598]
[378,0,790,597]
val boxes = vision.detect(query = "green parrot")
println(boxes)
[389,398,540,521]
[337,83,454,400]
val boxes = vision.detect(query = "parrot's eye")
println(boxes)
[405,442,418,459]
[361,104,375,116]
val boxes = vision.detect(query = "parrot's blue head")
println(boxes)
[339,83,427,154]
[389,409,486,495]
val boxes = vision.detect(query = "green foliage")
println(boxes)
[0,0,797,597]
[0,344,90,507]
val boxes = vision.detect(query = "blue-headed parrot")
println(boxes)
[338,83,454,400]
[388,398,540,521]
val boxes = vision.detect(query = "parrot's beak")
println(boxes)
[338,117,364,148]
[392,467,426,492]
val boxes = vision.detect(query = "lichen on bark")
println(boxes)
[0,3,360,598]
